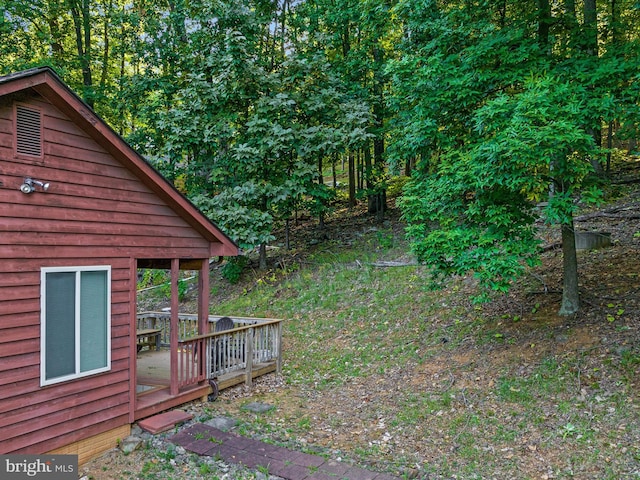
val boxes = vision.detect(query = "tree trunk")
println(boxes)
[348,151,356,207]
[358,149,364,190]
[562,0,578,53]
[280,0,288,59]
[537,0,551,51]
[583,0,598,55]
[367,45,387,218]
[364,142,372,189]
[368,189,387,221]
[497,0,507,28]
[332,154,337,189]
[100,0,112,89]
[69,0,94,107]
[318,154,326,229]
[81,0,92,87]
[46,5,65,61]
[606,120,613,173]
[610,0,620,44]
[259,243,267,270]
[285,218,290,250]
[559,221,580,315]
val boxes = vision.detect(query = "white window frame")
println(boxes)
[40,266,112,386]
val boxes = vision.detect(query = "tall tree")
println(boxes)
[391,0,639,314]
[128,0,371,266]
[68,0,94,105]
[0,0,129,118]
[290,0,400,218]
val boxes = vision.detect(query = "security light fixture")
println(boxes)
[20,177,49,194]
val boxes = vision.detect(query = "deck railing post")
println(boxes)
[245,327,254,387]
[169,259,179,396]
[276,321,282,375]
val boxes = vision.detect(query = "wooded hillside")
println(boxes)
[3,0,639,311]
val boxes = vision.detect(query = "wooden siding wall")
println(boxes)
[0,93,211,455]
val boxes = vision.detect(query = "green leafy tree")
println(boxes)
[391,0,640,314]
[402,76,602,303]
[1,0,136,121]
[290,0,401,217]
[128,0,371,268]
[192,52,371,266]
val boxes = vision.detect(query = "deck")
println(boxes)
[134,313,282,420]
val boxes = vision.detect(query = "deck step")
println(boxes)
[138,409,193,434]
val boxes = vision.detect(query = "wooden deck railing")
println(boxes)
[176,337,206,387]
[136,312,263,345]
[137,312,282,390]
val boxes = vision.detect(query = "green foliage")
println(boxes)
[4,0,640,289]
[391,1,640,302]
[472,75,602,216]
[221,256,249,284]
[153,39,371,252]
[138,269,189,301]
[400,152,542,295]
[619,348,640,376]
[303,183,336,220]
[160,278,188,301]
[194,184,277,251]
[385,175,410,198]
[138,269,167,289]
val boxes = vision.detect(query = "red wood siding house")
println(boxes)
[0,67,238,463]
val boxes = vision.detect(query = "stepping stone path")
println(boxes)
[170,424,401,480]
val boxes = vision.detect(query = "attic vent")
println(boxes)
[15,105,42,157]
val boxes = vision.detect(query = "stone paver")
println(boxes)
[242,401,275,413]
[204,415,238,431]
[169,424,401,480]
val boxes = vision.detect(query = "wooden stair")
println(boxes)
[138,410,193,434]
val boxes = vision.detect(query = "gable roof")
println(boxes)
[0,67,238,257]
